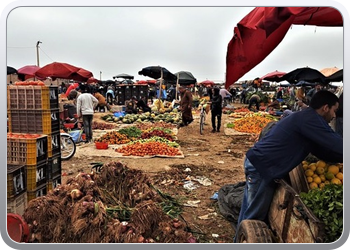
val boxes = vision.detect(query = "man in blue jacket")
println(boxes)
[235,90,343,242]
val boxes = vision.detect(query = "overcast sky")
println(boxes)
[5,5,344,83]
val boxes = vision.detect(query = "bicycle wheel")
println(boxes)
[60,134,76,160]
[200,112,205,135]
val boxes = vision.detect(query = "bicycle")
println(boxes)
[199,102,210,135]
[60,114,85,160]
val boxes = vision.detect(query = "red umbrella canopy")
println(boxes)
[225,7,343,89]
[17,65,41,76]
[17,65,41,80]
[70,68,94,82]
[87,77,100,84]
[35,62,81,80]
[199,80,215,87]
[260,70,286,82]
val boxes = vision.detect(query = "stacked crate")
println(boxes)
[7,84,61,209]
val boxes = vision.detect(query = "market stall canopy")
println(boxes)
[173,71,197,85]
[87,77,100,84]
[225,7,343,89]
[7,66,17,75]
[113,73,134,80]
[326,69,343,82]
[199,80,215,87]
[35,62,92,82]
[17,65,41,80]
[280,67,327,84]
[138,66,177,81]
[320,67,340,77]
[71,68,94,82]
[295,80,316,87]
[259,70,286,82]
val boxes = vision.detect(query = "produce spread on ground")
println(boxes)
[7,90,343,243]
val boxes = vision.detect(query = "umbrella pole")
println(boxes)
[158,67,163,100]
[176,73,179,100]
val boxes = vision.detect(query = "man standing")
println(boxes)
[219,86,231,107]
[235,90,343,242]
[179,85,193,127]
[76,85,99,143]
[211,87,223,133]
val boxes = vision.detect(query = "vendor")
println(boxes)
[267,98,280,110]
[93,90,110,112]
[136,96,151,113]
[125,96,139,114]
[248,93,261,111]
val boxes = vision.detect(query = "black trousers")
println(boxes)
[211,111,222,130]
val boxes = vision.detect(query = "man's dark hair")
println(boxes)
[309,90,339,109]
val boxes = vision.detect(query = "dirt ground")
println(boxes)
[61,103,255,243]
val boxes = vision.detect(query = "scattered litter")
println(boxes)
[228,149,231,153]
[183,180,199,191]
[184,200,201,207]
[212,234,219,238]
[186,154,199,156]
[218,161,224,164]
[184,168,192,172]
[198,212,218,220]
[194,176,212,186]
[210,192,219,200]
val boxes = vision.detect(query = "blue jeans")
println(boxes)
[234,157,276,242]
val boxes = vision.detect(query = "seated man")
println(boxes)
[136,96,151,113]
[125,96,139,114]
[267,97,280,110]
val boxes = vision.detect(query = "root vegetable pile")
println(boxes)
[22,162,195,243]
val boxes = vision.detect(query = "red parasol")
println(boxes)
[225,7,343,89]
[260,70,286,82]
[70,68,94,82]
[35,62,92,82]
[87,77,100,84]
[199,80,215,87]
[35,62,81,80]
[17,65,41,80]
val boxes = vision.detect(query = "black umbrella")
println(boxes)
[295,80,316,87]
[7,66,17,75]
[280,67,326,84]
[138,66,177,81]
[326,69,343,82]
[173,71,197,85]
[113,73,134,80]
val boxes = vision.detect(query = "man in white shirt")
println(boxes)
[219,86,232,107]
[76,85,99,143]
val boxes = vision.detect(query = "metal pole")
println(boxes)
[36,41,42,66]
[100,71,102,80]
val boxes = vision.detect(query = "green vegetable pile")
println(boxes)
[118,126,142,139]
[300,184,343,243]
[128,136,179,148]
